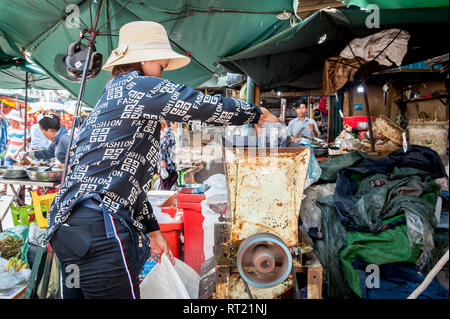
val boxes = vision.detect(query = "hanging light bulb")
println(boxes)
[276,11,293,20]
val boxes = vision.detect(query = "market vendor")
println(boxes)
[159,120,178,190]
[20,113,69,167]
[287,99,320,138]
[30,114,51,151]
[3,110,26,165]
[46,21,280,299]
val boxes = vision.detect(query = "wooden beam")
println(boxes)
[254,85,261,106]
[261,89,331,98]
[297,0,345,13]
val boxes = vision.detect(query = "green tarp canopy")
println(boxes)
[0,64,63,90]
[220,6,449,92]
[0,0,298,107]
[1,2,448,104]
[339,0,449,9]
[1,31,62,90]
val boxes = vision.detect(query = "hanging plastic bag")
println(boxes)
[160,167,169,179]
[299,183,336,243]
[203,174,228,214]
[140,254,199,299]
[201,200,222,260]
[304,152,322,190]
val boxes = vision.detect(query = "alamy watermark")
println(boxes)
[364,4,380,29]
[65,4,80,29]
[65,264,80,289]
[365,264,380,289]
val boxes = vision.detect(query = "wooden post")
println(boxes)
[24,72,29,151]
[307,266,323,299]
[361,74,375,152]
[254,85,260,106]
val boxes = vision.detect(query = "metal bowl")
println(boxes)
[25,166,63,182]
[0,165,28,179]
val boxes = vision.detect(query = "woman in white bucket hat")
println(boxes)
[47,21,280,299]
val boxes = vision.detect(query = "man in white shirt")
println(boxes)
[287,99,320,138]
[30,114,51,150]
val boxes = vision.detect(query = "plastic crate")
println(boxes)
[10,204,36,226]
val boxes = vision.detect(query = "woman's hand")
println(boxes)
[257,107,282,127]
[149,230,175,265]
[160,160,167,169]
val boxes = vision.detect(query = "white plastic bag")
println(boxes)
[304,153,322,190]
[203,174,228,205]
[140,254,199,299]
[299,183,336,243]
[0,267,31,296]
[160,167,169,179]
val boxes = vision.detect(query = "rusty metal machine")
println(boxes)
[199,141,323,299]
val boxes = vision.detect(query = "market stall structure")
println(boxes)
[0,0,448,300]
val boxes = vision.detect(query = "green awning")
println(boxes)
[220,7,449,91]
[0,0,297,107]
[339,0,449,9]
[1,31,62,90]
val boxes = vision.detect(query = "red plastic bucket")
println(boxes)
[176,193,206,274]
[159,222,183,259]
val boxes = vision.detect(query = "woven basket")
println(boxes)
[373,115,405,145]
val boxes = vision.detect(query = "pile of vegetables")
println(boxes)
[0,236,23,259]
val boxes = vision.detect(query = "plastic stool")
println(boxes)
[30,191,57,228]
[10,204,36,226]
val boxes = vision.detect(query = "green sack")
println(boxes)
[313,195,355,299]
[340,221,421,298]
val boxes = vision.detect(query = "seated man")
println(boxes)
[287,99,320,138]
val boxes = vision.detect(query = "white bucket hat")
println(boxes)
[5,110,24,123]
[102,21,191,71]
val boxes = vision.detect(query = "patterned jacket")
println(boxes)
[158,128,177,173]
[45,71,261,241]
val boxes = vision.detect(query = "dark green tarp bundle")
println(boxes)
[340,221,422,298]
[350,167,438,233]
[319,151,369,182]
[312,147,445,299]
[313,194,355,299]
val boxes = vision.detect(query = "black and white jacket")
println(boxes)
[45,71,261,242]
